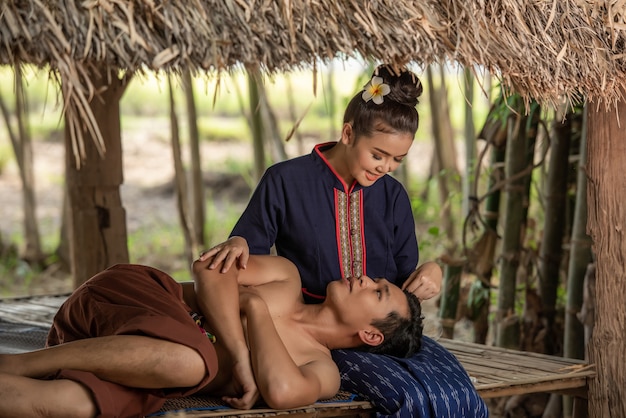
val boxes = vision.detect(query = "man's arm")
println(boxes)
[191,255,303,408]
[191,256,256,408]
[240,289,340,409]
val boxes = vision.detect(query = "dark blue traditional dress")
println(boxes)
[231,143,488,417]
[231,142,418,303]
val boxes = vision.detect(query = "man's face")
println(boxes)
[327,275,410,328]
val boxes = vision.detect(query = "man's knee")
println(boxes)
[52,379,97,418]
[161,344,208,388]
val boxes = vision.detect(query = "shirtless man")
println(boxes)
[0,255,423,418]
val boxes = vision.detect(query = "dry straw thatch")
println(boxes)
[1,1,626,159]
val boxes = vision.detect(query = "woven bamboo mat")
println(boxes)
[151,391,361,417]
[0,294,67,353]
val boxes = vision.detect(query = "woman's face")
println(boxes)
[343,122,414,186]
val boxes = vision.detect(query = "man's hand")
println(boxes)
[222,355,259,409]
[401,261,443,301]
[199,236,249,273]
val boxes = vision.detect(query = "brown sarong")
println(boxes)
[47,264,219,418]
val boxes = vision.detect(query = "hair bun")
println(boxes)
[372,65,423,107]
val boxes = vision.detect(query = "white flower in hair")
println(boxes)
[362,76,390,104]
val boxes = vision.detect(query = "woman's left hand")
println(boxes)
[401,261,443,301]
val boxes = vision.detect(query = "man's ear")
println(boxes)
[340,123,354,145]
[358,328,384,347]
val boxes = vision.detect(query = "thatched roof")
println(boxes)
[2,1,626,156]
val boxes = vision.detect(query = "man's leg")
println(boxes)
[0,373,96,418]
[0,334,207,389]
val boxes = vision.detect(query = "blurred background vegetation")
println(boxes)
[0,59,489,290]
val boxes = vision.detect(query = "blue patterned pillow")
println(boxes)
[332,336,489,418]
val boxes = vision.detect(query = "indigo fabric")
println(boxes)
[332,336,489,418]
[231,142,419,303]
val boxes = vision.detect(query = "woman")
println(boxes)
[202,64,442,303]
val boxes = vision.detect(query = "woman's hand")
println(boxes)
[401,261,443,301]
[199,236,249,273]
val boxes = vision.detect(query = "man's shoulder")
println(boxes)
[249,254,299,274]
[245,255,302,292]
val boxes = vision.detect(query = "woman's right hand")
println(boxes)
[199,236,249,273]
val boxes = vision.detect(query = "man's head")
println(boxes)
[326,276,423,358]
[360,289,423,358]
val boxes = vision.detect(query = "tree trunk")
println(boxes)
[0,64,43,264]
[168,74,194,265]
[182,69,205,254]
[286,75,305,155]
[562,108,591,418]
[326,63,337,142]
[256,72,286,163]
[55,191,71,272]
[496,106,530,349]
[586,101,626,418]
[247,67,266,182]
[425,65,458,248]
[462,67,476,218]
[438,261,463,339]
[564,106,592,360]
[469,99,508,344]
[13,64,42,264]
[470,146,505,344]
[538,112,571,355]
[64,66,129,286]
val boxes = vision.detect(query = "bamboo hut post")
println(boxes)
[64,67,129,286]
[585,102,626,418]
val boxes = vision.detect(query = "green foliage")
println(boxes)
[0,245,38,296]
[127,223,185,261]
[198,116,250,142]
[466,280,490,321]
[204,201,242,248]
[408,177,448,262]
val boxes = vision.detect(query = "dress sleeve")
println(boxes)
[230,168,284,254]
[392,187,419,285]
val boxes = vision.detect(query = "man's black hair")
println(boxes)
[360,290,423,358]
